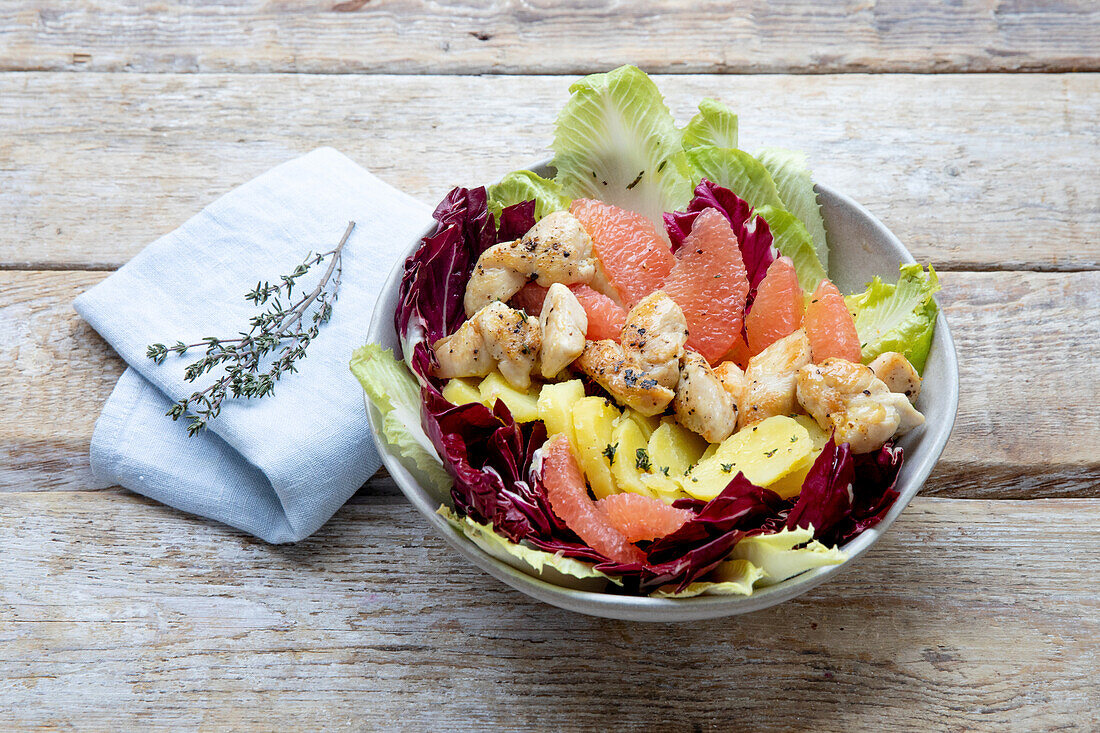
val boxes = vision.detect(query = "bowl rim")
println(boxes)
[363,165,960,622]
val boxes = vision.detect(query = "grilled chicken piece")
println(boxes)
[575,341,675,416]
[714,361,746,407]
[539,283,587,379]
[464,211,597,316]
[618,292,690,390]
[738,329,812,430]
[434,302,541,389]
[796,358,925,454]
[869,351,922,404]
[674,350,739,443]
[573,292,689,416]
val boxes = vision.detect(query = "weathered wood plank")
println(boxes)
[0,73,1097,271]
[0,491,1096,731]
[2,269,1097,498]
[1,1,1098,75]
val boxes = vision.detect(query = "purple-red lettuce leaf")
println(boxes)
[786,438,904,546]
[423,391,561,543]
[601,475,787,592]
[664,179,777,302]
[496,199,537,243]
[840,443,904,544]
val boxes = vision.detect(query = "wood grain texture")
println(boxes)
[1,491,1097,731]
[3,269,1098,498]
[1,0,1098,75]
[0,73,1098,271]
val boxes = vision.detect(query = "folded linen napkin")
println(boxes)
[74,148,434,542]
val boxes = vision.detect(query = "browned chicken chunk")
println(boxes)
[796,357,925,453]
[433,302,541,389]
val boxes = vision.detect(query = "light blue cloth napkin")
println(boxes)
[74,148,434,542]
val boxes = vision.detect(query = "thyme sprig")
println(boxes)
[147,221,355,437]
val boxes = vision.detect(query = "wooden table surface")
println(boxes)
[2,3,1098,730]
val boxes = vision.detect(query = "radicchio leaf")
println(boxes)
[600,475,786,592]
[786,438,903,546]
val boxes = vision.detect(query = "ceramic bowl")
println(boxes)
[364,162,959,622]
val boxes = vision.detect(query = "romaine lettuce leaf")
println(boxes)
[729,525,846,586]
[755,204,826,292]
[649,559,764,598]
[681,98,738,150]
[755,147,829,271]
[438,506,617,591]
[845,263,941,373]
[682,146,783,212]
[551,65,693,227]
[350,344,451,494]
[488,170,569,222]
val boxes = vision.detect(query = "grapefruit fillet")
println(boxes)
[595,492,694,543]
[720,331,752,370]
[541,435,646,564]
[570,284,627,341]
[659,208,751,363]
[570,199,674,308]
[746,256,805,356]
[803,279,862,363]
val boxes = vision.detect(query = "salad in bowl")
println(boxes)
[353,66,954,614]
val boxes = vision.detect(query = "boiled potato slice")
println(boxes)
[572,396,620,499]
[642,473,690,505]
[680,416,813,501]
[609,418,656,498]
[647,418,708,479]
[442,377,482,406]
[479,372,540,422]
[622,410,661,440]
[537,379,586,448]
[768,415,832,499]
[792,414,830,451]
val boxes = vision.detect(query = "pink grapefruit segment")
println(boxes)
[803,279,862,363]
[595,493,694,543]
[659,208,751,363]
[721,332,752,371]
[746,256,805,356]
[570,199,674,308]
[570,284,627,341]
[541,435,646,564]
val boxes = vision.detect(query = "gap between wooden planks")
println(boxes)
[2,0,1098,74]
[1,269,1097,498]
[1,491,1097,730]
[0,73,1097,271]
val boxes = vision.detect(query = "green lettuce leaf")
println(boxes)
[729,525,847,586]
[551,64,693,227]
[650,559,765,598]
[845,263,941,374]
[351,344,451,494]
[755,147,829,271]
[756,204,827,292]
[682,146,783,212]
[438,506,617,591]
[488,170,570,221]
[681,97,738,150]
